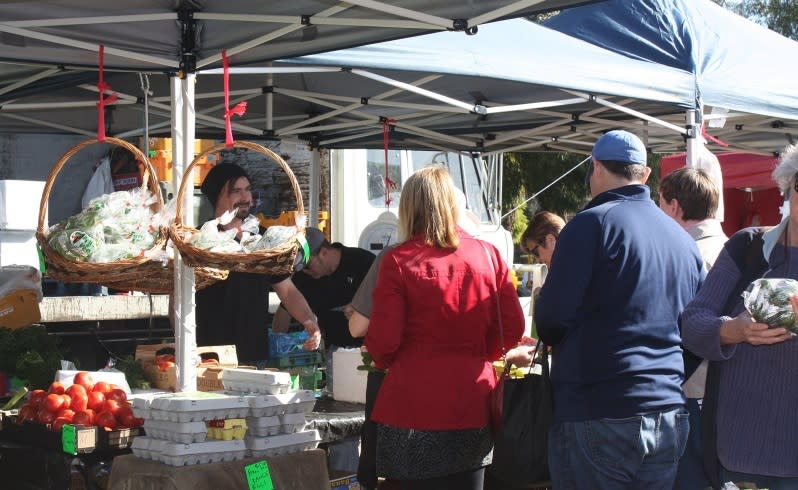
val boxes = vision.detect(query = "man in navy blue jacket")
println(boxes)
[535,130,705,490]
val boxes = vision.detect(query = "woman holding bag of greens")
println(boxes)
[364,166,524,490]
[682,144,798,489]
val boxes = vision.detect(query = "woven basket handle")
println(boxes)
[173,141,304,228]
[37,137,163,235]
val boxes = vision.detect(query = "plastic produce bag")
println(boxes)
[743,278,798,333]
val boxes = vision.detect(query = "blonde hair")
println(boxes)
[398,166,460,249]
[772,144,798,195]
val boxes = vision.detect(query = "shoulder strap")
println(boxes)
[480,241,505,357]
[721,228,768,316]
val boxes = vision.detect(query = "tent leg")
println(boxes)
[685,108,702,168]
[172,73,198,393]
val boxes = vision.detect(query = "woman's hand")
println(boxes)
[720,311,793,346]
[506,344,536,368]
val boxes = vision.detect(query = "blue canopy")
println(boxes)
[544,0,798,122]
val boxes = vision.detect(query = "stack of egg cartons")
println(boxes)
[220,368,320,457]
[130,392,250,466]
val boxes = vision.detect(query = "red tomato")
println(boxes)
[101,399,122,416]
[117,406,135,427]
[60,394,72,409]
[66,383,87,399]
[95,411,117,429]
[92,381,112,394]
[16,405,35,423]
[48,381,65,395]
[28,389,47,409]
[70,392,88,412]
[56,409,75,422]
[106,388,127,404]
[131,417,145,427]
[52,417,70,432]
[43,393,66,413]
[86,391,105,412]
[73,371,94,391]
[73,409,95,426]
[38,408,57,425]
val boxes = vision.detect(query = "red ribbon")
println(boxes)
[382,118,397,207]
[223,50,248,148]
[701,125,729,148]
[96,45,118,142]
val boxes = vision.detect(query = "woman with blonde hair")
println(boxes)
[365,166,524,490]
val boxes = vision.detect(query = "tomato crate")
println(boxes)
[0,417,97,453]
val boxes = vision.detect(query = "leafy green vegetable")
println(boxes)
[743,278,798,333]
[114,355,150,390]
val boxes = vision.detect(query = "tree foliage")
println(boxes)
[713,0,798,40]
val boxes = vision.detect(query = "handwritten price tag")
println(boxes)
[245,460,274,490]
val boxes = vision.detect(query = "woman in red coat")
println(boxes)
[365,165,525,490]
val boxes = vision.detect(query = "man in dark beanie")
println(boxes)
[196,163,321,365]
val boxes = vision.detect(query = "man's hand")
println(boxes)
[302,318,321,351]
[342,304,354,320]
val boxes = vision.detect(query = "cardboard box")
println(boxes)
[332,348,367,404]
[0,289,41,328]
[330,474,360,490]
[135,343,238,391]
[0,180,45,231]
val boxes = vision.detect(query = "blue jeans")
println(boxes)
[722,469,798,490]
[674,398,710,490]
[548,407,689,490]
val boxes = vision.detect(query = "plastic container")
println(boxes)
[221,368,292,395]
[244,390,317,417]
[159,439,248,466]
[148,392,250,423]
[268,330,309,358]
[245,430,321,458]
[143,419,208,443]
[206,418,247,441]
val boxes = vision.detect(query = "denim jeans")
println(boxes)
[548,407,689,490]
[674,398,710,490]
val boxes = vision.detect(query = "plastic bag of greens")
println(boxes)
[743,278,798,333]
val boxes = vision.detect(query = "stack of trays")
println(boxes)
[130,389,320,465]
[220,368,293,394]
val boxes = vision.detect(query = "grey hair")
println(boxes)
[773,144,798,195]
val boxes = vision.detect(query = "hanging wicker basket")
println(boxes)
[169,141,304,275]
[36,138,167,283]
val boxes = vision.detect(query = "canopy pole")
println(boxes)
[685,109,701,168]
[172,73,198,393]
[309,148,320,228]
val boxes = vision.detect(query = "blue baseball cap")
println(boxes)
[592,130,648,166]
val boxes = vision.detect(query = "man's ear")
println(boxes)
[641,166,653,184]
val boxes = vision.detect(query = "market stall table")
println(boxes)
[108,449,329,490]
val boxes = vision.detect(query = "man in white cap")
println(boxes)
[535,130,705,489]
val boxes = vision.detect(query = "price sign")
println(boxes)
[62,424,77,455]
[245,460,274,490]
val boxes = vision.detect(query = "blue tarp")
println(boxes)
[544,0,798,121]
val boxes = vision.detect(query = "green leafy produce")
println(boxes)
[743,278,798,333]
[114,355,150,390]
[0,326,65,390]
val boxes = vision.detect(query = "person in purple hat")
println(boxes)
[535,130,705,489]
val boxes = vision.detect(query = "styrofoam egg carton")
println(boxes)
[245,430,321,458]
[246,415,282,437]
[149,392,249,423]
[159,439,247,466]
[143,419,208,443]
[130,392,171,420]
[245,390,316,417]
[131,436,166,461]
[221,368,292,394]
[279,412,307,434]
[206,418,247,441]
